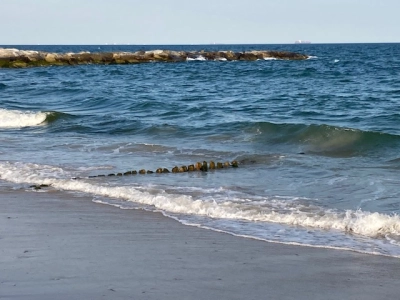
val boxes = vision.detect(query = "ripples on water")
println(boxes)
[1,43,400,256]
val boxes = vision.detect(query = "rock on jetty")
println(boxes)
[0,48,308,68]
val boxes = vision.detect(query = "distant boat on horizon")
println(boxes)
[295,40,311,44]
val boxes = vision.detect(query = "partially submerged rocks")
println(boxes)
[81,160,239,179]
[0,48,308,68]
[31,160,240,190]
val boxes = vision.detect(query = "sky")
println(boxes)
[1,0,399,45]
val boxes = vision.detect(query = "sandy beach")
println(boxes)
[1,189,400,300]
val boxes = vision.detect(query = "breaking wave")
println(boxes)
[186,56,207,61]
[1,161,399,256]
[0,108,63,128]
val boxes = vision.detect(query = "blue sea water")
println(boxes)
[1,43,400,257]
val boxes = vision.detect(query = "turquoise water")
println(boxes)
[1,43,400,256]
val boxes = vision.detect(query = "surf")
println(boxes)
[1,160,400,257]
[0,108,64,128]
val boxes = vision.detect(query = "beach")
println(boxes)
[1,190,399,300]
[1,44,400,257]
[1,43,400,299]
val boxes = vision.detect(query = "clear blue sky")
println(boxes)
[1,0,399,44]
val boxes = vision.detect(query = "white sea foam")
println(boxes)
[186,56,206,61]
[1,161,400,246]
[76,165,114,171]
[0,109,49,128]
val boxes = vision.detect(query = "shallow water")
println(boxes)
[1,43,400,256]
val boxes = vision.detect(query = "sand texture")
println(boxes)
[1,190,399,300]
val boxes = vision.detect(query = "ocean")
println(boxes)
[1,43,400,257]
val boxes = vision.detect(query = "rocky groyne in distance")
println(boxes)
[0,48,308,68]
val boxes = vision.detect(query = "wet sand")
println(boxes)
[1,190,399,300]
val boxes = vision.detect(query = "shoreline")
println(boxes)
[1,189,400,299]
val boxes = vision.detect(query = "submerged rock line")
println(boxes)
[0,48,308,68]
[29,160,239,190]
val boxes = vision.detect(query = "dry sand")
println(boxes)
[1,190,400,300]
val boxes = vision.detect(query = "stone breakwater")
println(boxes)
[0,48,308,68]
[29,160,239,190]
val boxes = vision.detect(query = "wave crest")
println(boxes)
[248,122,400,157]
[0,108,50,128]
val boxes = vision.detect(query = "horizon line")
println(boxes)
[1,42,400,46]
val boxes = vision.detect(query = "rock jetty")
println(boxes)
[0,48,308,68]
